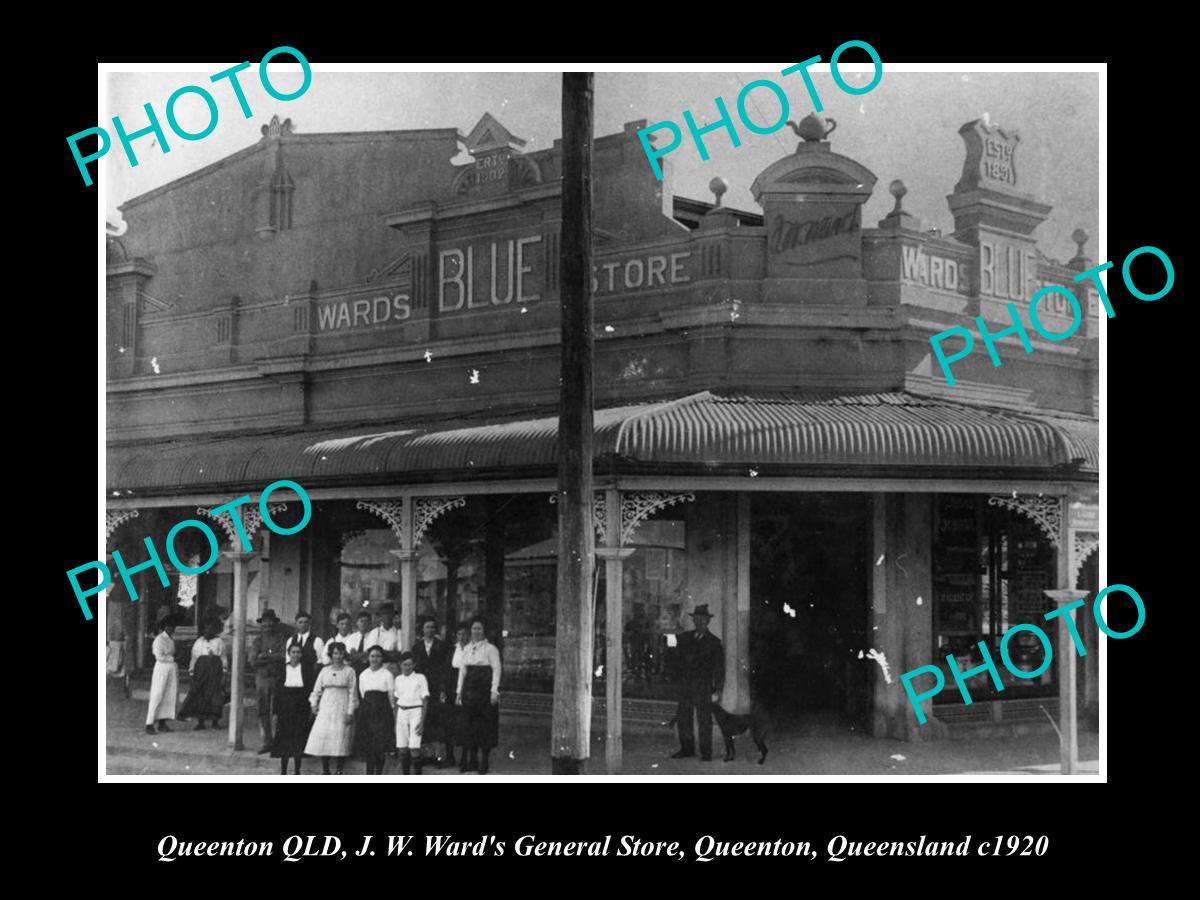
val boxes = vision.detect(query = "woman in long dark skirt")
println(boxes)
[354,646,396,775]
[272,643,313,775]
[454,617,502,775]
[180,619,227,729]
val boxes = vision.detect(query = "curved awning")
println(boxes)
[107,391,1097,493]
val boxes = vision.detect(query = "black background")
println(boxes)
[37,18,1182,882]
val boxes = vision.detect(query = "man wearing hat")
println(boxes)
[671,604,725,761]
[249,609,288,753]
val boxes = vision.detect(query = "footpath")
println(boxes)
[105,688,1100,777]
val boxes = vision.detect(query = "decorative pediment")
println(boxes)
[464,113,526,155]
[261,115,295,139]
[751,147,876,203]
[955,119,1021,193]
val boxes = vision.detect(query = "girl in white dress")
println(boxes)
[305,642,358,774]
[145,616,180,734]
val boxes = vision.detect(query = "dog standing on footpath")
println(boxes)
[670,604,724,762]
[711,704,771,765]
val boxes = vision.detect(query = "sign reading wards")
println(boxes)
[317,292,411,331]
[902,246,969,293]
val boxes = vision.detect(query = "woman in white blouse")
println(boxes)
[179,619,227,730]
[272,642,314,775]
[145,616,179,735]
[354,646,396,775]
[305,642,358,775]
[455,616,502,775]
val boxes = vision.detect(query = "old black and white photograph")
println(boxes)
[99,65,1102,780]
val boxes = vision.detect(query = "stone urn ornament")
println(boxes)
[788,111,837,143]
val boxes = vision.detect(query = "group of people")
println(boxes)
[248,605,503,775]
[140,599,724,771]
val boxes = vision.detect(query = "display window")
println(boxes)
[933,495,1057,703]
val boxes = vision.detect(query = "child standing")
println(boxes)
[393,651,430,775]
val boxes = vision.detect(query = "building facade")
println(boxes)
[105,107,1100,741]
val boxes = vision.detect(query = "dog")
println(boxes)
[711,704,771,765]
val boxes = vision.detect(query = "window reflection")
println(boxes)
[933,495,1057,703]
[339,530,401,613]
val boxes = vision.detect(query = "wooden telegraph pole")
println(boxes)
[551,72,596,775]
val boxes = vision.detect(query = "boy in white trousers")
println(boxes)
[393,651,430,775]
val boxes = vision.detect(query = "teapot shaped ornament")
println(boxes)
[788,112,837,142]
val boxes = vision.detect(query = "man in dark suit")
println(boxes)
[671,604,725,761]
[286,611,324,688]
[413,617,454,767]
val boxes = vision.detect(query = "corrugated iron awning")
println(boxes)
[107,391,1097,493]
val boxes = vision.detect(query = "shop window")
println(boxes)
[933,495,1057,704]
[416,495,558,693]
[599,513,694,702]
[497,542,557,693]
[339,530,401,616]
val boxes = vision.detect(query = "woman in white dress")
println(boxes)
[145,616,180,735]
[305,642,358,775]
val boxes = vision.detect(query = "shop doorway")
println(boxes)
[750,493,870,730]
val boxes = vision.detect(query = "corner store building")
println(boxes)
[105,110,1100,741]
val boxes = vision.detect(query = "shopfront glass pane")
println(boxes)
[339,529,402,616]
[596,495,733,702]
[418,495,558,693]
[592,526,688,700]
[618,519,687,700]
[933,495,1057,703]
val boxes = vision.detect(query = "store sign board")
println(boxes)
[316,289,411,332]
[902,245,969,294]
[437,235,693,314]
[311,236,697,332]
[979,238,1036,301]
[1069,504,1098,532]
[768,204,861,271]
